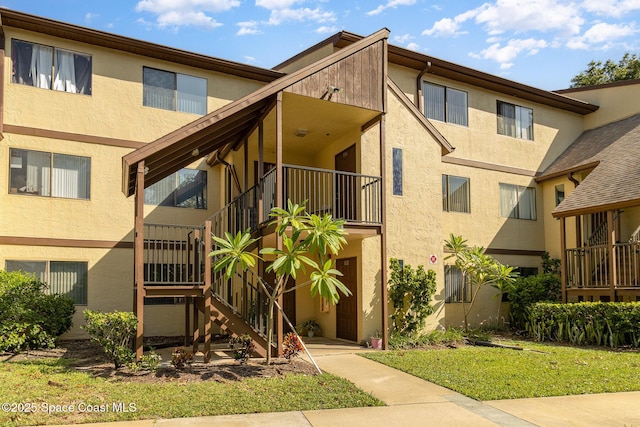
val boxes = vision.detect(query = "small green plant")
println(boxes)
[0,270,75,352]
[171,347,193,369]
[229,334,255,364]
[282,332,304,360]
[303,320,320,336]
[82,310,137,369]
[129,348,162,372]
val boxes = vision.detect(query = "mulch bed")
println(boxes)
[1,338,319,383]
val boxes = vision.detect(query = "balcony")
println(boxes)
[565,241,640,299]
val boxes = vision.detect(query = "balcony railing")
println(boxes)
[262,164,382,225]
[143,223,205,286]
[565,241,640,290]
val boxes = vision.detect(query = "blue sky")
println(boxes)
[2,0,639,90]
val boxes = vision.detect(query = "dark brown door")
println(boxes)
[336,257,357,342]
[263,265,296,332]
[335,144,357,221]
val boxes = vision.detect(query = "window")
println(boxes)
[5,260,88,305]
[392,148,403,196]
[145,169,207,209]
[555,184,565,206]
[424,83,468,126]
[497,101,533,140]
[11,39,92,95]
[444,265,470,303]
[143,67,207,115]
[442,175,470,213]
[9,148,91,199]
[500,183,536,220]
[518,267,539,277]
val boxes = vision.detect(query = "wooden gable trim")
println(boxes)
[535,161,600,183]
[552,198,640,218]
[284,37,386,112]
[387,77,454,155]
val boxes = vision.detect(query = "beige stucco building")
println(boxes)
[2,9,640,358]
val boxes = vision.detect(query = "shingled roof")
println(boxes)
[537,114,640,217]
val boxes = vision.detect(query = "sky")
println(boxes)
[2,0,639,91]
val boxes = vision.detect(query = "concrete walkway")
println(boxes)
[50,340,640,427]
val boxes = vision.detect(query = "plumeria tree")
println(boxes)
[444,234,518,333]
[210,200,350,364]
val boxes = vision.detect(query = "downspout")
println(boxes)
[416,61,432,113]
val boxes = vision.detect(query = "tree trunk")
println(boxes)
[266,297,276,365]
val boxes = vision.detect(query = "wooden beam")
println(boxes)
[184,297,190,347]
[607,210,617,301]
[258,120,264,224]
[560,217,567,303]
[134,161,146,360]
[275,91,284,357]
[203,220,213,362]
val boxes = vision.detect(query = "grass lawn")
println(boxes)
[0,358,383,426]
[362,339,640,401]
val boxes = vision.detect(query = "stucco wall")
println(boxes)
[563,82,640,130]
[5,28,264,142]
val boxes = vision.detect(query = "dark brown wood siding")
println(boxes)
[284,40,385,112]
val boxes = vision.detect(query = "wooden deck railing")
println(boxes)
[262,164,382,224]
[143,223,206,286]
[565,241,640,290]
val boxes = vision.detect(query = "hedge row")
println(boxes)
[527,302,640,347]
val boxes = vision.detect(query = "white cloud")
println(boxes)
[567,22,638,49]
[393,33,414,44]
[422,18,467,37]
[406,42,420,51]
[473,0,584,36]
[581,0,640,17]
[256,0,303,8]
[316,26,338,34]
[267,7,335,25]
[244,55,257,64]
[237,21,261,36]
[135,0,238,29]
[85,13,99,23]
[367,0,416,16]
[470,38,548,69]
[422,8,479,37]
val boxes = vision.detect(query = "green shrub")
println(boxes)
[389,328,465,349]
[388,259,437,335]
[83,310,137,368]
[527,302,640,347]
[509,273,561,329]
[0,270,75,352]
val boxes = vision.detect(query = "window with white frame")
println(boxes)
[11,39,92,95]
[5,260,88,305]
[442,174,470,213]
[143,67,207,115]
[499,183,536,220]
[144,169,207,209]
[424,82,468,126]
[9,148,91,199]
[497,101,533,140]
[444,265,470,303]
